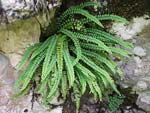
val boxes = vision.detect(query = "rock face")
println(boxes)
[0,17,40,67]
[111,16,150,112]
[0,0,61,24]
[0,53,63,113]
[133,46,146,57]
[136,92,150,112]
[0,1,63,113]
[0,0,61,67]
[0,53,9,79]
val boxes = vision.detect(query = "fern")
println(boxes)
[42,36,58,82]
[63,41,75,87]
[108,95,125,112]
[15,1,133,112]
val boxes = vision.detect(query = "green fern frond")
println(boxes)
[76,71,87,94]
[80,42,104,51]
[81,55,120,95]
[31,35,54,59]
[58,8,103,27]
[16,43,41,70]
[42,55,57,82]
[110,47,131,57]
[81,14,128,24]
[87,80,98,99]
[97,14,128,23]
[74,32,111,53]
[61,71,68,99]
[47,68,61,100]
[75,62,96,80]
[73,81,81,113]
[92,81,102,100]
[60,29,82,65]
[81,49,116,73]
[57,36,65,77]
[63,41,75,87]
[41,36,58,82]
[15,50,46,95]
[85,28,133,48]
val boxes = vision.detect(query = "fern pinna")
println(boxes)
[15,1,133,112]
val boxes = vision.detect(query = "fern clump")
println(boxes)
[15,1,133,112]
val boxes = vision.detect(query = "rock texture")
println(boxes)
[0,1,63,112]
[0,53,63,113]
[111,15,150,112]
[0,0,61,67]
[0,0,61,24]
[0,17,40,67]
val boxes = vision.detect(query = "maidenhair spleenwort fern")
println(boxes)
[15,1,133,112]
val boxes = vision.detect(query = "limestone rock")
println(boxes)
[0,53,9,79]
[0,17,41,67]
[0,0,61,24]
[0,54,62,113]
[133,46,146,57]
[136,92,150,112]
[133,81,148,91]
[110,15,150,40]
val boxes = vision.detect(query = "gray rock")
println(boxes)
[133,46,146,57]
[136,92,150,112]
[0,0,61,24]
[0,53,9,79]
[134,81,148,91]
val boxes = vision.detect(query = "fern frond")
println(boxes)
[15,1,132,110]
[58,8,103,27]
[47,68,61,100]
[92,81,102,100]
[73,81,81,112]
[80,42,104,51]
[81,14,128,24]
[81,55,120,95]
[87,80,98,99]
[97,14,128,23]
[16,43,41,70]
[110,47,131,57]
[16,51,46,95]
[61,71,68,99]
[74,32,111,53]
[57,36,65,78]
[42,55,57,82]
[31,35,55,59]
[76,71,87,94]
[81,49,116,73]
[85,28,133,48]
[75,62,96,80]
[60,29,82,65]
[63,41,75,87]
[41,36,58,81]
[61,29,111,53]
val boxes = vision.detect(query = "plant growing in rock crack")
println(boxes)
[14,1,133,112]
